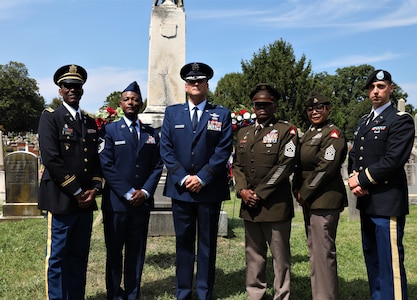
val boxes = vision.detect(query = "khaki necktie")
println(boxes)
[255,124,262,135]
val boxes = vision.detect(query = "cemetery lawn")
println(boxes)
[0,198,416,300]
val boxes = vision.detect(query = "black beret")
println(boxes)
[364,69,392,89]
[180,62,214,81]
[249,83,280,102]
[304,91,330,107]
[53,64,87,86]
[122,81,142,98]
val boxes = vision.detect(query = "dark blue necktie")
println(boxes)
[131,122,138,145]
[192,107,199,132]
[76,112,83,131]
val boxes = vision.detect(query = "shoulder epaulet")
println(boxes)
[277,120,294,126]
[397,111,412,117]
[43,107,54,113]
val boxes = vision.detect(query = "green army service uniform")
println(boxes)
[234,117,298,221]
[233,116,298,300]
[293,120,347,210]
[292,119,347,300]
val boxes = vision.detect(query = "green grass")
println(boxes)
[1,199,416,299]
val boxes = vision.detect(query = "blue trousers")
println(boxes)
[45,211,93,300]
[360,213,408,300]
[172,199,221,300]
[103,210,150,300]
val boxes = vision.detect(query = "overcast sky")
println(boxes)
[1,0,416,113]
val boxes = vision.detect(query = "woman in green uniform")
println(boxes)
[292,91,347,300]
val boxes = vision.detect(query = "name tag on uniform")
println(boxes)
[115,140,126,145]
[175,124,185,129]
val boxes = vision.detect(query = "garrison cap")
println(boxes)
[53,64,87,86]
[304,91,330,107]
[365,69,392,89]
[180,62,214,81]
[250,83,280,102]
[122,81,142,98]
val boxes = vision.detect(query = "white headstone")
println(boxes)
[398,98,405,112]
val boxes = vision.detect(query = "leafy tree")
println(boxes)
[311,65,410,140]
[102,91,122,109]
[213,39,314,130]
[213,73,248,109]
[240,39,313,129]
[47,97,63,110]
[0,61,45,133]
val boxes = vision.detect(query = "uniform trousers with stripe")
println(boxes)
[360,213,408,300]
[244,219,291,300]
[45,211,93,300]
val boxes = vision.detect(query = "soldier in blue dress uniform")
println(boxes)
[348,69,413,300]
[160,62,233,300]
[99,81,163,300]
[38,64,103,300]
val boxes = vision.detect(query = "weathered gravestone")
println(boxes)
[1,151,41,220]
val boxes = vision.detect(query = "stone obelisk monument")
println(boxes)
[139,0,186,128]
[143,0,185,235]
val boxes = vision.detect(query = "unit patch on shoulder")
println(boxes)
[330,129,339,139]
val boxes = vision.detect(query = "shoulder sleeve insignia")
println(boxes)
[330,129,339,139]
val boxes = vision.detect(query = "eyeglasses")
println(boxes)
[186,79,207,85]
[253,102,274,109]
[306,104,326,113]
[61,83,83,90]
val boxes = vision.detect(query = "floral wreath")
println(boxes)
[231,106,256,132]
[95,106,124,132]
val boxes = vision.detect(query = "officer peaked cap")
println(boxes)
[53,64,87,86]
[180,62,214,81]
[250,83,280,102]
[304,91,330,107]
